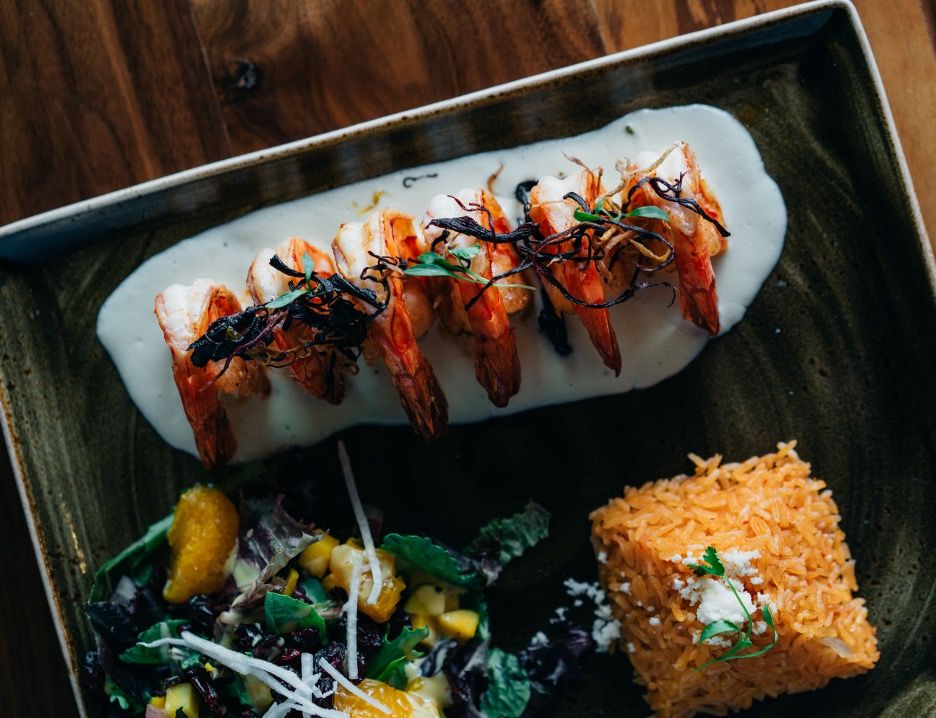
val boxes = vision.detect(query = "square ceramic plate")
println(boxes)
[2,2,935,715]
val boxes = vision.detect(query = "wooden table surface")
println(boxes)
[2,1,934,714]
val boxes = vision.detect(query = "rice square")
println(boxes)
[590,441,879,717]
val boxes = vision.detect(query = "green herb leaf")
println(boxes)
[573,208,602,223]
[465,502,550,567]
[366,625,429,687]
[299,575,331,605]
[264,592,328,639]
[381,534,479,587]
[624,205,669,221]
[698,619,741,643]
[480,648,531,718]
[265,286,309,310]
[687,546,725,577]
[120,619,188,665]
[302,252,315,284]
[104,675,144,713]
[449,244,482,264]
[89,513,173,602]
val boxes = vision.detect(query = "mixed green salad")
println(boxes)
[83,445,591,717]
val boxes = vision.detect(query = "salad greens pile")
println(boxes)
[84,472,590,718]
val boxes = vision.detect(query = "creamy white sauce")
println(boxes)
[97,105,786,462]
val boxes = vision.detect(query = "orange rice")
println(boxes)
[590,441,878,717]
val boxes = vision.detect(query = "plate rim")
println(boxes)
[2,1,931,714]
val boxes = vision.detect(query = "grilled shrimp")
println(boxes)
[422,189,526,407]
[247,238,345,404]
[624,142,725,335]
[530,169,622,375]
[154,280,270,467]
[332,210,448,441]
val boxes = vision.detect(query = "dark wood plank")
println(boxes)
[0,0,231,225]
[191,0,608,153]
[594,0,936,246]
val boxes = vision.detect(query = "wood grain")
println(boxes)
[2,1,936,716]
[594,0,936,244]
[0,0,230,225]
[190,0,608,153]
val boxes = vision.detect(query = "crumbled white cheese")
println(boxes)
[626,642,636,654]
[750,576,763,585]
[704,635,732,648]
[668,553,682,563]
[596,550,607,562]
[753,621,768,635]
[562,578,621,653]
[530,631,549,648]
[695,578,756,626]
[672,578,685,591]
[721,548,761,577]
[648,616,661,627]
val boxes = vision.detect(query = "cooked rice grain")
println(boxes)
[590,441,878,717]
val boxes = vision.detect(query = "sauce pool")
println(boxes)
[97,105,787,462]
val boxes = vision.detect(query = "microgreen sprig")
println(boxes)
[686,546,778,670]
[403,244,535,291]
[572,203,670,224]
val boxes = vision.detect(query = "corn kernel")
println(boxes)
[438,610,480,642]
[165,683,199,718]
[322,573,338,593]
[149,696,166,709]
[298,534,339,578]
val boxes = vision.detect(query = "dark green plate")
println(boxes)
[1,2,934,715]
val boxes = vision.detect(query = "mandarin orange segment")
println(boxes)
[333,679,439,717]
[163,486,239,604]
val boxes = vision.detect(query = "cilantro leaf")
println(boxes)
[698,619,741,643]
[366,625,429,688]
[687,546,725,577]
[381,534,479,587]
[302,252,315,284]
[89,513,172,602]
[481,648,531,718]
[264,592,328,639]
[119,619,188,665]
[465,502,550,569]
[449,244,481,263]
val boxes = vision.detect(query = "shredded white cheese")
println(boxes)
[337,440,383,605]
[319,657,391,715]
[343,552,364,680]
[142,632,347,718]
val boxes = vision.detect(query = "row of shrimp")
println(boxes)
[155,141,728,466]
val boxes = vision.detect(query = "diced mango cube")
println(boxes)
[243,674,274,711]
[283,568,299,596]
[329,543,405,623]
[149,696,166,709]
[299,534,339,578]
[405,584,446,616]
[438,610,479,642]
[165,682,199,718]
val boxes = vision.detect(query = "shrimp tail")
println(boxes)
[675,234,720,335]
[473,324,521,407]
[561,261,622,375]
[373,302,449,442]
[170,360,237,467]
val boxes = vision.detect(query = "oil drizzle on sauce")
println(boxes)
[97,105,787,463]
